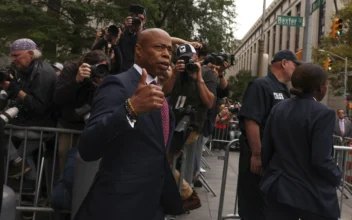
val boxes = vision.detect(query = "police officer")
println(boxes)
[237,50,303,220]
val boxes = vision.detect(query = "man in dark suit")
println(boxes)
[74,28,184,220]
[334,109,352,138]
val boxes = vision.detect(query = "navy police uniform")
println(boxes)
[237,50,303,220]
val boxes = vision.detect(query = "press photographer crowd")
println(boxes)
[0,4,241,220]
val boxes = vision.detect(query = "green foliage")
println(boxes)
[312,2,352,95]
[228,70,256,102]
[0,0,237,62]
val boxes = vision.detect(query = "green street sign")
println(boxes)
[277,15,304,27]
[312,0,324,13]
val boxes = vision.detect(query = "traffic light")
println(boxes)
[330,18,343,39]
[323,57,332,71]
[295,49,303,60]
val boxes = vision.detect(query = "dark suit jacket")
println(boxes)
[74,67,184,220]
[334,118,352,138]
[260,94,342,218]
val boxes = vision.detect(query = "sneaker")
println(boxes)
[8,158,31,179]
[200,167,206,173]
[183,190,201,212]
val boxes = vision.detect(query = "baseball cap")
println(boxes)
[52,62,63,71]
[176,44,196,60]
[271,50,304,65]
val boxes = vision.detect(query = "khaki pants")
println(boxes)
[167,153,193,200]
[57,123,80,174]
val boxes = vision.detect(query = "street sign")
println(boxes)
[277,15,304,27]
[312,0,324,13]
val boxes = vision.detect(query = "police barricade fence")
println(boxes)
[1,124,208,220]
[2,124,82,220]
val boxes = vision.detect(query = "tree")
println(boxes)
[0,0,237,62]
[228,70,256,102]
[312,2,352,96]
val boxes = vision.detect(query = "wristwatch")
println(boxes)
[219,75,224,78]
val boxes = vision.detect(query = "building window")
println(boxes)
[295,3,301,52]
[286,11,291,49]
[272,26,276,55]
[267,30,271,54]
[318,0,326,44]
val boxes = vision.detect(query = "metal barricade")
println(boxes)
[3,124,82,220]
[334,145,352,217]
[217,139,240,220]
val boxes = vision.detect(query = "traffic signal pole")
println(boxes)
[303,0,313,62]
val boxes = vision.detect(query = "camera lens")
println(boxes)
[132,17,142,28]
[185,59,198,73]
[90,64,110,78]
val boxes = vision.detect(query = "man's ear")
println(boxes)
[135,44,142,58]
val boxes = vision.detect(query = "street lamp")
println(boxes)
[319,49,348,99]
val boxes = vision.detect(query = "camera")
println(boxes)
[102,24,124,39]
[0,68,15,82]
[90,64,110,78]
[185,59,199,73]
[175,105,199,132]
[75,104,91,122]
[130,4,145,31]
[228,104,240,114]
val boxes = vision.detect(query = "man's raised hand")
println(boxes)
[129,69,164,115]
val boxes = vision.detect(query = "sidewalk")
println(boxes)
[177,151,352,220]
[177,150,239,220]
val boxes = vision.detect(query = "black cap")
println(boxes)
[271,50,304,65]
[176,44,196,60]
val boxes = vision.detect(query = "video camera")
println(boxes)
[75,104,91,122]
[130,4,145,31]
[90,64,110,79]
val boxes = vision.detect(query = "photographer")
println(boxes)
[92,25,123,74]
[163,44,217,211]
[2,38,57,179]
[119,4,203,73]
[54,50,110,174]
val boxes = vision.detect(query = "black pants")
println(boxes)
[237,137,266,220]
[267,198,338,220]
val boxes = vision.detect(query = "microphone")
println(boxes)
[0,107,19,124]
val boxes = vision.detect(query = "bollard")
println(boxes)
[71,153,100,220]
[0,185,16,220]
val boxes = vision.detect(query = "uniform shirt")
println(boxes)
[238,72,290,140]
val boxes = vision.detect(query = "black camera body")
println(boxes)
[90,64,110,79]
[130,4,145,31]
[0,68,15,82]
[185,59,198,73]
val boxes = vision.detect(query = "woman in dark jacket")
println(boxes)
[260,63,342,220]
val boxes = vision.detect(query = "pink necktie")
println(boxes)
[161,98,170,147]
[150,80,169,147]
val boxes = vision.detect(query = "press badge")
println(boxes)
[175,96,187,109]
